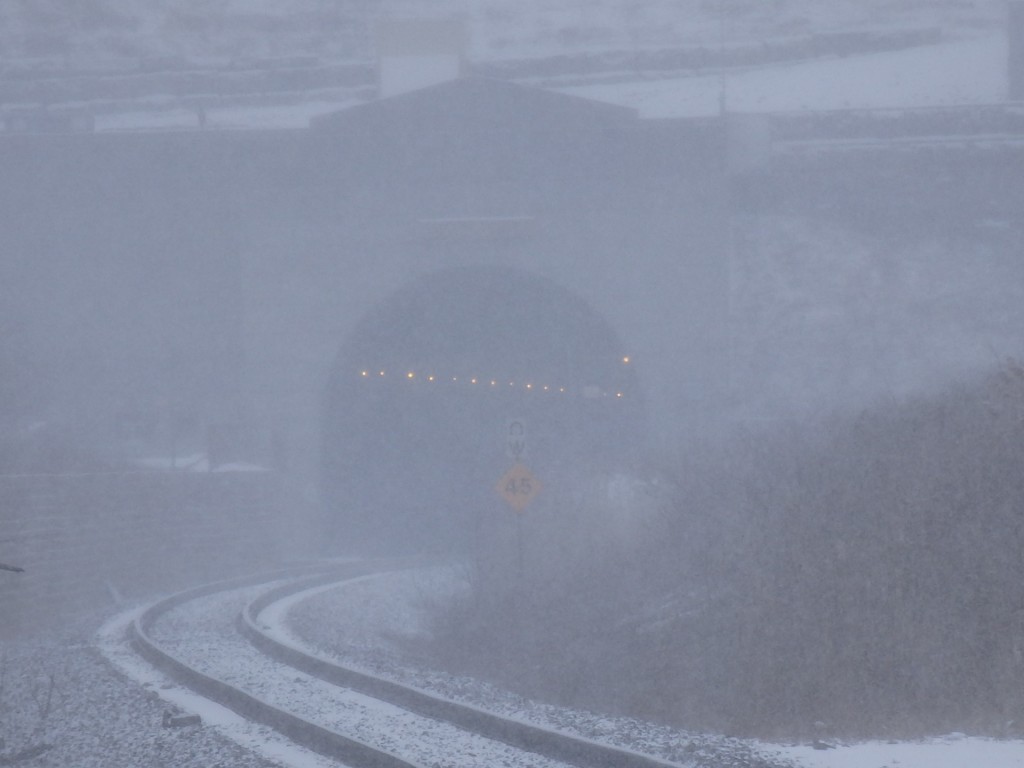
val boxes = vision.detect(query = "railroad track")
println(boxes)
[125,560,690,768]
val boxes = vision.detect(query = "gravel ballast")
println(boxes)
[2,567,793,768]
[282,567,798,768]
[1,621,281,768]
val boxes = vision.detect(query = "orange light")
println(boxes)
[470,378,478,384]
[360,370,369,377]
[406,371,415,379]
[490,380,497,386]
[622,356,631,364]
[428,375,435,382]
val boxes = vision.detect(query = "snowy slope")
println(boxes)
[0,0,1006,64]
[562,34,1009,116]
[0,1,1012,134]
[776,736,1024,768]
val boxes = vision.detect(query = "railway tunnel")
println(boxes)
[321,265,646,555]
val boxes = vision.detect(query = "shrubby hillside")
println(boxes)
[729,215,1024,420]
[423,360,1024,738]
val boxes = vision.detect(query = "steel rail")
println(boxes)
[129,559,422,768]
[241,571,684,768]
[130,559,687,768]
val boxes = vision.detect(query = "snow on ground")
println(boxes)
[775,735,1024,768]
[272,568,788,768]
[0,0,1004,64]
[727,215,1024,421]
[0,616,285,768]
[93,98,361,133]
[149,584,586,768]
[128,452,268,471]
[561,34,1009,117]
[0,563,1014,768]
[96,603,340,768]
[280,567,1024,768]
[88,27,1012,132]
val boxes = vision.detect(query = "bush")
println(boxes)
[420,361,1024,738]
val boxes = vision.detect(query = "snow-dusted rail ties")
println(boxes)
[101,561,793,768]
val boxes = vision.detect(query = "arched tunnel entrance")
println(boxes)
[321,265,646,555]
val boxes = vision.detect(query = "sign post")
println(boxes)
[496,462,541,512]
[496,418,541,575]
[505,418,527,461]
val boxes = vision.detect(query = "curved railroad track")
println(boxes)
[127,560,689,768]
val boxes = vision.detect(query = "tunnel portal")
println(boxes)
[321,265,646,554]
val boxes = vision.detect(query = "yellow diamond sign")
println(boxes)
[496,463,541,512]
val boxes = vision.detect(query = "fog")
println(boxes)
[2,0,1023,754]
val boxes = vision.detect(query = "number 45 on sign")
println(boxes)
[496,463,541,512]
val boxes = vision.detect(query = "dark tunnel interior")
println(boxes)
[321,265,646,554]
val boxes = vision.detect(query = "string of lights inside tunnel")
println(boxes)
[356,356,632,400]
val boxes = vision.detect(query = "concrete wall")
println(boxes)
[0,86,731,487]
